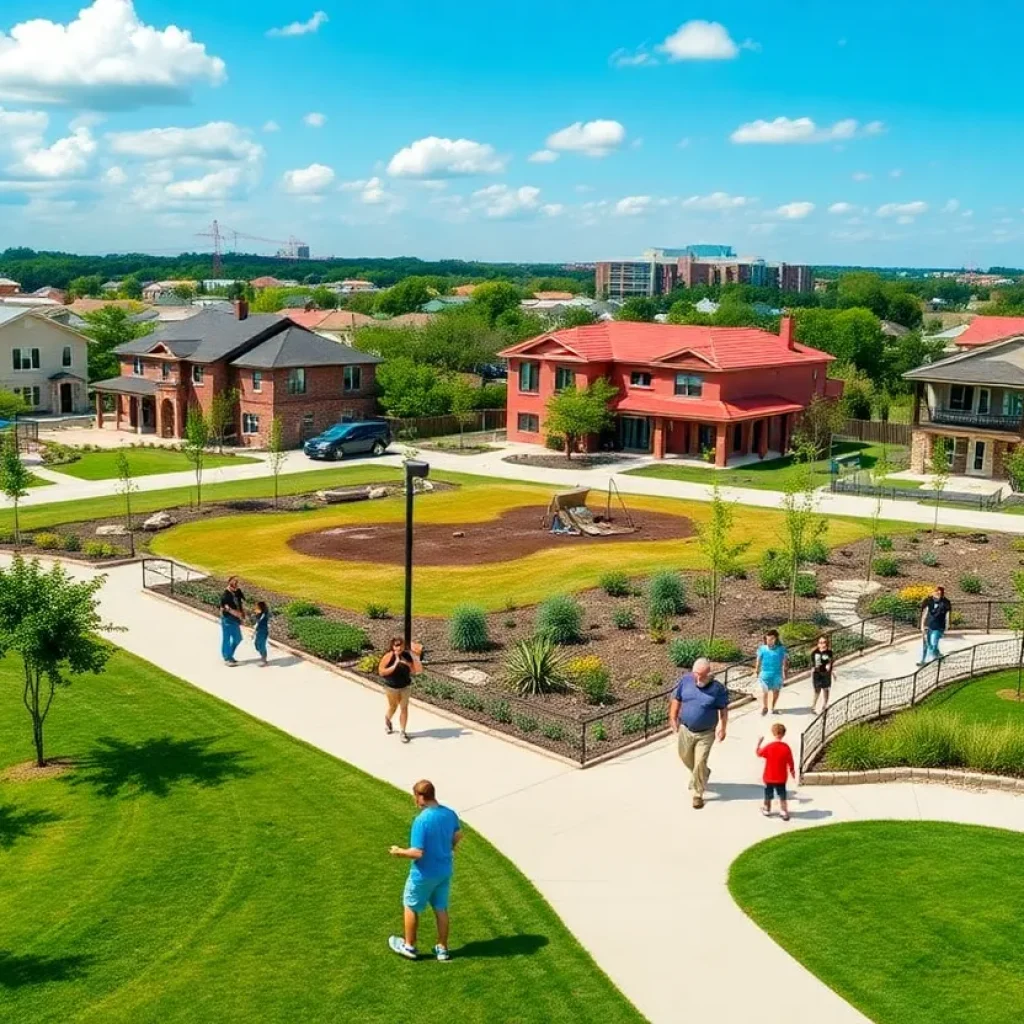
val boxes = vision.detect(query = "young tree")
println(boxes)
[80,307,153,382]
[183,406,210,509]
[1011,570,1024,700]
[544,379,618,461]
[615,297,658,322]
[115,448,138,557]
[1005,443,1024,493]
[448,376,477,448]
[780,448,828,622]
[865,444,893,582]
[0,429,32,546]
[695,482,750,642]
[0,556,114,767]
[791,394,844,459]
[928,436,951,536]
[208,388,239,453]
[0,389,28,420]
[267,416,286,508]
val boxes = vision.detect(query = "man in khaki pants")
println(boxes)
[669,657,729,809]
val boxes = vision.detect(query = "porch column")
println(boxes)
[714,423,728,467]
[115,395,123,430]
[652,417,666,459]
[95,391,104,429]
[758,418,768,457]
[780,414,791,455]
[134,396,142,435]
[688,423,699,456]
[155,396,164,439]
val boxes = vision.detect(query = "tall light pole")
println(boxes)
[404,460,430,649]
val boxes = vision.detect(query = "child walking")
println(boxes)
[810,634,835,713]
[757,722,796,821]
[253,600,271,666]
[755,629,788,716]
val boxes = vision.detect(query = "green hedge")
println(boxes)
[287,617,368,662]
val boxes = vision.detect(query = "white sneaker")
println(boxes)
[388,936,417,960]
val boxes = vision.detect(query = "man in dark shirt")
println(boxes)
[668,657,729,810]
[220,576,245,666]
[919,585,952,665]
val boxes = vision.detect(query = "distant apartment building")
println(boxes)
[595,247,814,301]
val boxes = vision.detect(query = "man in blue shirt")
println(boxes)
[388,779,462,961]
[668,658,729,809]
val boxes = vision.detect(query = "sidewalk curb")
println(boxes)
[803,765,1024,793]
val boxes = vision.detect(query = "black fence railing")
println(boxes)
[925,407,1024,432]
[798,634,1023,773]
[0,420,39,451]
[830,475,1009,511]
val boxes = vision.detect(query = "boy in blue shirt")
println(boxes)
[755,629,788,716]
[388,779,462,962]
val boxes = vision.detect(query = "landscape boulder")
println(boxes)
[368,487,389,500]
[142,512,176,531]
[95,524,128,537]
[317,488,370,504]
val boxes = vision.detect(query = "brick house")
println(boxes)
[92,302,381,448]
[500,316,839,465]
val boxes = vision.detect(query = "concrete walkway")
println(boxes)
[9,552,1022,1024]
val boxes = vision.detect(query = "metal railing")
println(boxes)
[924,406,1023,432]
[799,633,1023,773]
[141,557,209,593]
[830,475,1006,510]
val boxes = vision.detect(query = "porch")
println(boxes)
[91,377,184,439]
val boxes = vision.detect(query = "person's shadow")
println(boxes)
[0,950,91,988]
[708,782,765,802]
[452,934,548,959]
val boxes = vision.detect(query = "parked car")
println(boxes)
[303,420,392,460]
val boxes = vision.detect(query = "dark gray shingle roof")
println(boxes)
[904,337,1024,387]
[230,327,383,370]
[90,376,159,396]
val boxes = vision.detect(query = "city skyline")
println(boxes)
[0,1,1021,267]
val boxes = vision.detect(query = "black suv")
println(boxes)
[303,420,392,460]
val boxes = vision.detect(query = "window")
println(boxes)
[288,368,307,395]
[555,366,574,391]
[977,388,991,415]
[62,346,72,368]
[301,412,316,440]
[343,365,361,392]
[252,370,262,393]
[517,412,539,433]
[11,347,39,371]
[132,357,143,376]
[192,365,205,385]
[949,384,974,411]
[674,373,704,397]
[518,360,539,393]
[162,361,171,380]
[1003,392,1024,418]
[14,386,41,408]
[242,413,260,435]
[630,371,652,388]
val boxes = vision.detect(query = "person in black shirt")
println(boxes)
[220,576,245,666]
[378,637,422,743]
[919,585,952,665]
[810,635,835,712]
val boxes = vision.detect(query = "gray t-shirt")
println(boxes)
[672,673,729,732]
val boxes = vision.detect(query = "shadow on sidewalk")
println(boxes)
[411,727,469,741]
[786,808,834,821]
[708,782,765,802]
[453,934,548,959]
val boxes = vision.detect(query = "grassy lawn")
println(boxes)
[623,442,904,492]
[0,649,641,1024]
[152,471,885,615]
[26,473,52,489]
[729,822,1024,1024]
[917,668,1024,724]
[48,448,260,481]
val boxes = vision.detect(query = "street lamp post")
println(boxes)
[403,459,430,649]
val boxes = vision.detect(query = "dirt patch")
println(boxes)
[997,689,1024,703]
[288,503,695,566]
[503,453,635,470]
[1,757,76,782]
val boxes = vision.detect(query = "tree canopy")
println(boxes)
[80,307,155,382]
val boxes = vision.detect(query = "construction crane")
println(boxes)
[196,220,309,274]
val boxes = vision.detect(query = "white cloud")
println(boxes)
[387,136,505,177]
[528,149,558,164]
[609,47,657,68]
[0,107,97,181]
[864,121,885,135]
[614,195,651,217]
[262,120,280,133]
[163,166,242,201]
[630,137,644,149]
[730,117,882,144]
[659,21,742,60]
[472,183,541,219]
[107,122,262,163]
[828,202,855,215]
[774,201,815,220]
[0,0,225,109]
[546,119,625,157]
[942,199,960,214]
[303,112,326,128]
[103,165,127,186]
[876,201,928,218]
[681,191,751,211]
[852,171,872,181]
[359,176,393,206]
[15,126,96,179]
[281,162,335,195]
[267,11,328,38]
[540,203,564,217]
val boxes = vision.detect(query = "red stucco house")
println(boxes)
[500,316,840,465]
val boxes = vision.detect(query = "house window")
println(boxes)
[1003,392,1024,418]
[252,370,262,393]
[242,412,260,435]
[344,365,361,392]
[288,368,307,395]
[62,346,72,368]
[301,412,316,440]
[517,413,539,433]
[630,371,652,388]
[192,365,205,385]
[162,361,171,380]
[14,386,41,408]
[11,347,40,371]
[132,357,143,376]
[948,384,974,411]
[674,373,704,397]
[518,361,539,393]
[555,366,574,391]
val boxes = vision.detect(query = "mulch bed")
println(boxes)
[1,758,76,782]
[502,453,636,470]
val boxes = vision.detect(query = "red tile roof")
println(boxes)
[499,321,833,370]
[282,309,328,330]
[953,316,1024,347]
[615,393,804,422]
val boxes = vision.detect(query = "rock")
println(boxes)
[452,530,465,538]
[934,538,949,546]
[95,524,128,536]
[449,666,489,687]
[141,512,176,532]
[317,488,370,504]
[367,487,389,500]
[967,532,989,544]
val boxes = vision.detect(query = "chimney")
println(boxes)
[780,314,795,350]
[235,298,249,321]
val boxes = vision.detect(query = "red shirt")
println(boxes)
[758,740,795,784]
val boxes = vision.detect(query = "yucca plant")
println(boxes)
[504,635,568,697]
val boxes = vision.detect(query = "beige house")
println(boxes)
[0,307,91,415]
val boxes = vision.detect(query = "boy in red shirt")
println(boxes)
[757,722,796,821]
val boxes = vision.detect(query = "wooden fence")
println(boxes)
[384,409,507,439]
[838,418,912,447]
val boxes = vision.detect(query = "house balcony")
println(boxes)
[923,406,1024,433]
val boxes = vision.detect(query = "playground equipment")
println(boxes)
[542,481,636,536]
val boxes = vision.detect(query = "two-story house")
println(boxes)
[500,316,838,465]
[91,302,381,448]
[904,334,1024,479]
[0,307,91,415]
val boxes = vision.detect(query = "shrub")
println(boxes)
[544,433,565,452]
[872,556,900,577]
[422,678,456,701]
[612,607,636,630]
[626,670,665,691]
[366,602,390,620]
[876,535,894,551]
[805,539,829,565]
[778,621,819,647]
[589,722,607,743]
[449,604,490,652]
[356,653,379,672]
[899,584,934,604]
[514,714,538,733]
[505,635,568,696]
[795,573,818,598]
[83,541,115,558]
[668,636,742,668]
[287,618,368,661]
[283,600,322,618]
[758,549,789,591]
[647,571,686,618]
[456,692,485,713]
[959,573,983,595]
[919,550,939,567]
[541,722,566,741]
[489,701,512,724]
[31,532,62,550]
[812,608,832,627]
[504,617,516,629]
[1013,538,1024,553]
[536,595,583,644]
[599,570,631,597]
[692,575,712,601]
[0,531,14,545]
[566,656,612,706]
[869,593,918,624]
[622,712,646,736]
[40,442,80,466]
[62,533,81,552]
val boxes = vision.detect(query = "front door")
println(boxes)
[619,416,651,452]
[698,424,715,454]
[968,439,988,476]
[59,382,73,414]
[951,436,969,475]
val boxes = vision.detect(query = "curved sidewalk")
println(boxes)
[17,554,1023,1024]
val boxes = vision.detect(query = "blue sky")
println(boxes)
[0,0,1021,267]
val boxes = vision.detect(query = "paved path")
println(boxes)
[10,553,1023,1024]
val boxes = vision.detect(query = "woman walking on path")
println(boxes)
[220,576,245,667]
[253,600,271,667]
[810,635,835,713]
[378,637,422,744]
[755,629,788,716]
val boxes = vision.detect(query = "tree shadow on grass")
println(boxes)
[0,804,62,851]
[0,950,91,989]
[453,934,549,959]
[69,735,253,799]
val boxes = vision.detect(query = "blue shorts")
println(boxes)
[759,676,783,692]
[764,782,787,801]
[403,874,451,913]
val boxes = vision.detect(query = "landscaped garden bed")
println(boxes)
[503,452,637,470]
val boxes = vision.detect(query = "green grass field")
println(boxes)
[47,448,260,481]
[917,668,1024,724]
[729,822,1024,1024]
[0,649,642,1024]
